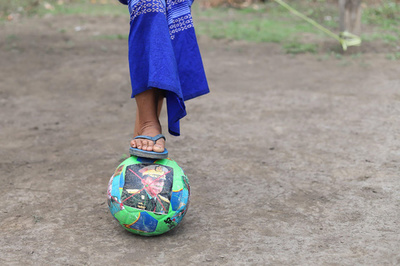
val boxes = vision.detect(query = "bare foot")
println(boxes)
[130,122,165,153]
[130,88,165,153]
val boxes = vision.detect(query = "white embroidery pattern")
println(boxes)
[129,0,193,40]
[130,0,166,22]
[168,14,193,40]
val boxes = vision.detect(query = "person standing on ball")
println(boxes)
[118,0,209,159]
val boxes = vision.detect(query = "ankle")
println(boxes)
[135,120,161,137]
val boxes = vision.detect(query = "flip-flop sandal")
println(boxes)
[129,134,168,159]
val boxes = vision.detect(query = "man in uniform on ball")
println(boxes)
[122,165,171,214]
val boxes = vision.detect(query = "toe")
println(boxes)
[130,139,136,148]
[141,140,148,151]
[142,140,152,151]
[131,135,165,152]
[135,139,142,149]
[153,145,164,153]
[153,139,165,153]
[146,140,154,151]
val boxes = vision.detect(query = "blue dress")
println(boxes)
[121,0,209,136]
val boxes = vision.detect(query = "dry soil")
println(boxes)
[1,12,400,265]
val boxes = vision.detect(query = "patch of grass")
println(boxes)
[0,0,127,20]
[193,1,347,54]
[363,30,400,47]
[96,34,129,40]
[37,1,127,17]
[33,215,42,224]
[333,52,343,60]
[362,0,400,55]
[5,34,19,51]
[386,52,400,60]
[0,0,41,18]
[194,3,326,53]
[194,1,400,56]
[2,0,399,57]
[6,34,18,42]
[283,42,317,54]
[363,0,400,27]
[198,18,319,43]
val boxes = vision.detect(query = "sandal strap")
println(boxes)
[133,134,166,143]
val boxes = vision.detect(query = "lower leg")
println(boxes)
[131,88,165,152]
[134,90,163,135]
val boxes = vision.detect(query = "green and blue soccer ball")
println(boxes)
[107,156,190,236]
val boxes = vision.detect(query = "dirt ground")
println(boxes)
[1,11,400,265]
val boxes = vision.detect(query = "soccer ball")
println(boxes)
[107,156,190,236]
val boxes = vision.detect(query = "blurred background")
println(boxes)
[2,1,400,265]
[1,0,399,56]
